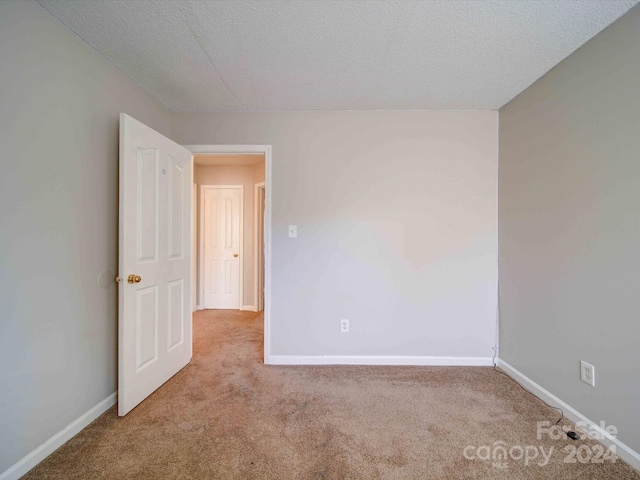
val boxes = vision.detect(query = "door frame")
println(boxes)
[185,144,272,363]
[192,182,197,312]
[254,182,265,312]
[199,184,244,311]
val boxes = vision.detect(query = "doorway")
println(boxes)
[186,145,272,362]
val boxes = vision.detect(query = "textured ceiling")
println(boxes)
[36,0,639,112]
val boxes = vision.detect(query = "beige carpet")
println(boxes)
[23,310,639,479]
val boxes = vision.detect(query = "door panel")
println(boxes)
[119,114,192,416]
[202,187,241,309]
[136,285,158,371]
[167,279,185,351]
[168,158,185,259]
[137,149,159,263]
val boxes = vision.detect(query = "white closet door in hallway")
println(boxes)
[202,186,242,309]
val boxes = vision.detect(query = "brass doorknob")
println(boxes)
[127,274,142,284]
[233,253,239,257]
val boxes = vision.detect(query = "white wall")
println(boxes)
[172,111,498,360]
[499,4,640,456]
[0,0,171,473]
[195,161,265,308]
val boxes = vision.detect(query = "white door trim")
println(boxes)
[185,145,272,364]
[199,184,244,310]
[254,182,265,312]
[192,182,197,312]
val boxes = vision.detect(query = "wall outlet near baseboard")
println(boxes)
[340,319,349,333]
[580,360,595,387]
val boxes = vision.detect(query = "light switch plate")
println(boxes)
[288,225,297,238]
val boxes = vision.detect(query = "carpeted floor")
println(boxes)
[23,310,639,479]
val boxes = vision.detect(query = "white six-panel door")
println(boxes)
[118,114,192,416]
[202,186,241,309]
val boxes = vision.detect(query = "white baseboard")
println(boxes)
[196,306,256,312]
[497,359,640,472]
[267,355,493,366]
[0,392,117,480]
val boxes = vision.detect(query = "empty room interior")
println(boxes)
[1,0,639,479]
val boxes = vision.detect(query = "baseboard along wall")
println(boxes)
[0,392,117,480]
[497,359,640,472]
[267,355,494,366]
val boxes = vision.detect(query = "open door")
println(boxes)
[118,114,192,416]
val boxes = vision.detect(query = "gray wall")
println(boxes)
[0,0,171,472]
[172,111,498,358]
[499,5,640,454]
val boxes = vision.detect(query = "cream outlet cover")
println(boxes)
[36,0,638,111]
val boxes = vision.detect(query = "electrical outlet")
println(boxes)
[340,319,349,333]
[580,360,595,387]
